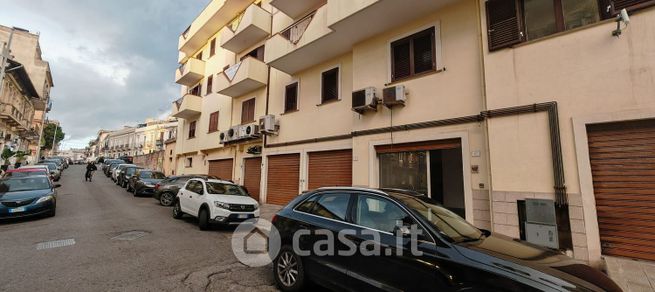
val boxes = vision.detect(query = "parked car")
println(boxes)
[106,162,122,177]
[118,156,133,164]
[2,168,50,179]
[111,164,133,181]
[34,163,61,181]
[153,175,219,207]
[0,175,60,219]
[172,178,259,230]
[102,159,123,174]
[271,187,622,292]
[117,166,142,188]
[40,159,63,172]
[127,170,166,196]
[113,164,136,184]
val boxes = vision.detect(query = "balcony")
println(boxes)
[171,94,202,120]
[270,0,326,19]
[178,0,252,61]
[32,98,47,111]
[175,58,205,86]
[216,56,268,97]
[220,4,271,53]
[265,0,456,75]
[0,103,26,129]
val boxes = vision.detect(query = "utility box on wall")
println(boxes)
[524,199,559,249]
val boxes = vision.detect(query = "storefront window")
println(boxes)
[379,151,428,195]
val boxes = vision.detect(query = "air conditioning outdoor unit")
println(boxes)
[240,124,260,139]
[352,87,378,114]
[219,131,231,144]
[382,85,407,108]
[228,126,240,141]
[259,115,279,135]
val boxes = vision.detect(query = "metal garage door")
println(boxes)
[588,119,655,261]
[208,159,233,181]
[244,157,262,202]
[308,149,352,190]
[266,154,300,205]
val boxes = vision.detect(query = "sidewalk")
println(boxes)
[604,256,655,292]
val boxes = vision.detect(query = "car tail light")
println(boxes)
[155,183,160,190]
[271,214,278,224]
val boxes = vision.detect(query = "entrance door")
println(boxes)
[588,119,655,261]
[208,159,233,181]
[244,157,262,201]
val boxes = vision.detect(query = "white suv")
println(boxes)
[172,178,260,230]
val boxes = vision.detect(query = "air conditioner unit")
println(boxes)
[352,87,378,114]
[259,115,279,135]
[231,125,245,141]
[219,131,231,144]
[382,85,407,108]
[240,124,260,139]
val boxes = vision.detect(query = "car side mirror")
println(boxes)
[54,184,62,188]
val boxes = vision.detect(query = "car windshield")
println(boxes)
[0,177,51,193]
[390,193,482,243]
[140,172,165,179]
[38,164,56,171]
[125,168,139,175]
[4,171,48,178]
[205,182,248,196]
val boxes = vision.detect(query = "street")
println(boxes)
[0,165,279,292]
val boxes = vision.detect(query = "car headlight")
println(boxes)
[253,202,259,210]
[214,201,230,209]
[35,195,54,204]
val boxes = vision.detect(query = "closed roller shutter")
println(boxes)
[244,157,262,202]
[266,154,300,205]
[208,159,233,181]
[308,150,352,190]
[588,119,655,261]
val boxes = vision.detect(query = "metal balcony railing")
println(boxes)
[280,10,316,44]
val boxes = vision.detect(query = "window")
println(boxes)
[354,195,410,234]
[208,111,219,133]
[188,121,196,139]
[189,82,202,96]
[185,157,193,168]
[196,52,203,60]
[206,75,213,95]
[284,82,298,113]
[209,39,216,57]
[391,27,435,81]
[309,193,351,221]
[241,45,265,61]
[321,67,339,103]
[295,195,318,213]
[241,98,256,124]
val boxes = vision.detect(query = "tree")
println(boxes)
[42,123,65,150]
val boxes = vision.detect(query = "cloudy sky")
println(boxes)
[0,0,208,149]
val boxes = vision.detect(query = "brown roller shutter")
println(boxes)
[308,150,352,190]
[266,154,300,205]
[485,0,524,51]
[588,119,655,261]
[244,157,262,202]
[208,159,233,181]
[375,139,461,154]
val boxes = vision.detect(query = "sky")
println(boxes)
[0,0,208,149]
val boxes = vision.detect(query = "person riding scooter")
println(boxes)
[85,162,97,182]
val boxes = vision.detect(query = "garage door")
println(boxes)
[244,157,262,202]
[208,159,233,181]
[308,149,352,190]
[266,154,300,205]
[588,119,655,261]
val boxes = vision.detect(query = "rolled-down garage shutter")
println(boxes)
[308,149,352,190]
[588,119,655,261]
[244,157,262,202]
[266,154,300,205]
[208,159,233,181]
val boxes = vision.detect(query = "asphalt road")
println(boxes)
[0,165,279,292]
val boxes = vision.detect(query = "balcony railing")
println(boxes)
[216,56,268,97]
[270,0,326,19]
[171,94,202,120]
[0,103,26,128]
[220,4,271,53]
[280,11,316,45]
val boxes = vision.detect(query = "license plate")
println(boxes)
[237,214,248,219]
[9,207,26,213]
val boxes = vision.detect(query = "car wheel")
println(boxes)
[126,184,131,192]
[198,208,210,231]
[160,192,174,207]
[274,245,305,291]
[172,200,184,219]
[46,207,56,217]
[133,187,138,197]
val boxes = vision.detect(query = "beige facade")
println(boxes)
[134,118,178,156]
[173,0,655,265]
[103,127,136,158]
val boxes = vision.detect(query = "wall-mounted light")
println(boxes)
[612,8,630,37]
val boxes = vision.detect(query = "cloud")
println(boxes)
[0,0,207,148]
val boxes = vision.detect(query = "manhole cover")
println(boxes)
[111,230,150,241]
[36,238,76,250]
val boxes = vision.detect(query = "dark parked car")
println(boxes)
[106,162,122,177]
[272,188,622,292]
[113,164,136,184]
[102,160,124,175]
[127,170,166,197]
[117,166,142,188]
[0,175,60,219]
[153,175,219,206]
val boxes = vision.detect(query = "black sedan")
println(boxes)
[127,170,166,197]
[0,175,60,219]
[271,188,621,292]
[153,175,219,206]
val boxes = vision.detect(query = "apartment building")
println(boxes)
[0,25,54,162]
[133,118,178,156]
[173,0,655,265]
[104,127,136,158]
[0,59,38,160]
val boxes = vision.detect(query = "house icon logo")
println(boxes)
[232,218,281,267]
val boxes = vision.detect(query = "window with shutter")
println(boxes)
[210,39,216,57]
[321,67,339,103]
[284,82,298,113]
[486,0,524,51]
[390,27,436,82]
[611,0,655,14]
[188,121,197,139]
[206,75,213,95]
[241,45,265,61]
[208,111,219,133]
[241,98,256,124]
